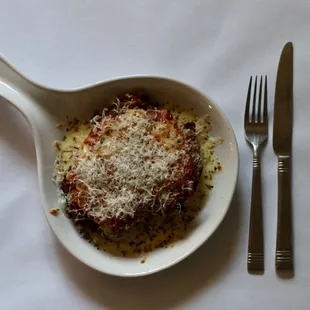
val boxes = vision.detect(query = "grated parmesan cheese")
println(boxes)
[55,106,200,225]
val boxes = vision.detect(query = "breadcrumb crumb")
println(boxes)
[50,208,60,216]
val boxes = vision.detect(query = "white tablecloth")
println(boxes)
[1,0,310,309]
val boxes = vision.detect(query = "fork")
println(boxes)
[244,76,268,272]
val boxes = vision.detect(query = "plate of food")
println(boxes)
[0,62,238,277]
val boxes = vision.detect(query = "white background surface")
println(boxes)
[1,0,310,309]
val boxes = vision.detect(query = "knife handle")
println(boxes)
[247,154,264,272]
[276,155,293,270]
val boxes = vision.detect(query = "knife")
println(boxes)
[273,42,294,271]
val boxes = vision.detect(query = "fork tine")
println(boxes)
[263,76,268,122]
[257,76,263,123]
[244,76,252,123]
[251,76,258,122]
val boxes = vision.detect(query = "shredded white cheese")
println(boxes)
[57,107,198,223]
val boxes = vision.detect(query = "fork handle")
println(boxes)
[247,154,264,272]
[276,155,293,270]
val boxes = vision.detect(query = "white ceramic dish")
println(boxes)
[0,58,238,277]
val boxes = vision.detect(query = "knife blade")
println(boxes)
[273,42,294,271]
[273,42,293,154]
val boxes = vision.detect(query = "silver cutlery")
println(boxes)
[273,42,294,271]
[244,75,268,272]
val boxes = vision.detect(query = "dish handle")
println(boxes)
[0,57,41,122]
